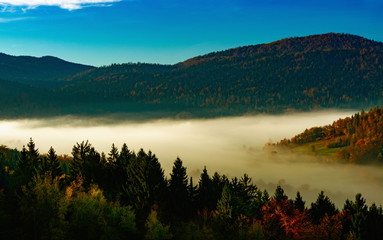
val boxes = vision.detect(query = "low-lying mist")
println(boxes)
[1,109,382,207]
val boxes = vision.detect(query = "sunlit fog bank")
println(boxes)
[1,110,382,207]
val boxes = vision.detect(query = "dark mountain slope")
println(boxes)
[57,33,383,116]
[0,79,60,118]
[0,53,94,87]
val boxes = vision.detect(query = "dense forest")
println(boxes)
[277,107,383,164]
[1,33,383,118]
[0,140,382,240]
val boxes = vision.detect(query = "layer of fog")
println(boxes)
[1,110,382,207]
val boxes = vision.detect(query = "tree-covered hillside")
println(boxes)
[57,33,383,115]
[0,79,61,118]
[1,33,383,118]
[277,107,383,163]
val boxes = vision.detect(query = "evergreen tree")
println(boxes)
[108,143,119,163]
[197,166,214,210]
[262,189,270,205]
[16,145,31,183]
[108,143,134,199]
[69,141,103,187]
[36,147,61,179]
[118,143,133,168]
[188,177,198,214]
[123,155,149,211]
[365,203,383,240]
[70,141,91,180]
[27,138,40,169]
[144,150,166,204]
[123,153,149,229]
[310,191,338,224]
[294,191,305,211]
[273,185,288,202]
[169,157,189,220]
[47,147,63,178]
[344,193,368,240]
[16,140,41,185]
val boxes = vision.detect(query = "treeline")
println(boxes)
[1,140,383,240]
[278,107,383,163]
[1,33,383,119]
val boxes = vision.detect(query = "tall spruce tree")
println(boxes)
[108,144,119,163]
[197,166,214,210]
[47,147,63,178]
[144,150,166,204]
[310,191,338,224]
[27,138,40,175]
[294,191,306,211]
[70,140,91,180]
[344,193,368,240]
[169,157,189,220]
[70,141,104,187]
[274,185,288,202]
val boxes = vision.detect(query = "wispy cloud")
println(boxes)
[0,17,30,22]
[0,0,121,11]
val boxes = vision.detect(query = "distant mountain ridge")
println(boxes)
[181,33,383,66]
[1,33,383,118]
[0,53,94,86]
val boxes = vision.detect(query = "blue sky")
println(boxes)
[0,0,382,66]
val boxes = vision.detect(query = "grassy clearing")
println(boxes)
[290,139,345,156]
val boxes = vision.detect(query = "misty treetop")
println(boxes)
[1,139,383,239]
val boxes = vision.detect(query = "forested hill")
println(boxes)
[277,107,383,164]
[0,53,93,86]
[57,33,383,116]
[181,33,383,66]
[1,33,383,118]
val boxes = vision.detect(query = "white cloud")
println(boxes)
[0,17,29,22]
[0,0,121,11]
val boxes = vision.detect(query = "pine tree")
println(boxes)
[69,141,103,187]
[169,157,189,220]
[294,191,305,211]
[16,145,31,184]
[310,191,338,224]
[118,143,133,170]
[197,166,214,210]
[108,144,119,163]
[344,193,368,240]
[262,189,270,205]
[187,177,198,216]
[274,185,288,202]
[144,150,166,204]
[47,147,63,178]
[70,141,91,180]
[27,138,40,175]
[124,155,149,211]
